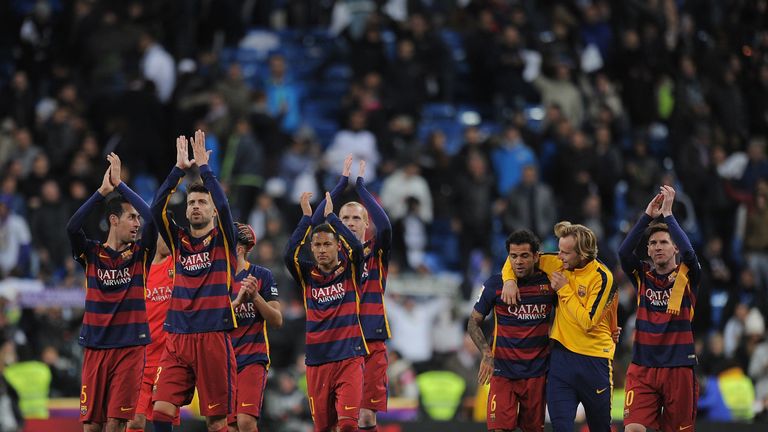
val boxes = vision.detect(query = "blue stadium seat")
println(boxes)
[439,29,466,63]
[381,30,398,61]
[418,119,464,155]
[421,103,456,120]
[324,63,353,81]
[306,118,339,149]
[428,217,460,269]
[302,99,340,122]
[523,104,546,133]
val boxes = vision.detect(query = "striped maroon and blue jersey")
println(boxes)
[358,238,391,341]
[474,273,555,379]
[312,175,393,342]
[151,165,237,334]
[284,214,368,366]
[619,214,701,367]
[67,183,156,349]
[78,242,152,348]
[230,263,279,372]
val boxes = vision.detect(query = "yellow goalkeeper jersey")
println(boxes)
[502,254,617,359]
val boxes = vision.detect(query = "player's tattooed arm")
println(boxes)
[467,310,493,385]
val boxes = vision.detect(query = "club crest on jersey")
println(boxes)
[668,271,677,282]
[539,284,551,293]
[167,268,174,278]
[578,285,587,297]
[334,266,345,277]
[364,246,371,256]
[121,249,133,260]
[81,405,88,416]
[202,235,211,247]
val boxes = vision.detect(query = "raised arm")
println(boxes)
[660,186,698,266]
[619,193,662,278]
[191,129,236,249]
[108,153,157,251]
[151,139,188,256]
[323,192,364,264]
[311,154,351,226]
[284,192,315,286]
[355,160,391,250]
[66,168,111,261]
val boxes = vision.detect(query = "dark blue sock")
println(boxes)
[152,410,175,432]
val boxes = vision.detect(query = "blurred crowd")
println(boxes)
[1,0,768,426]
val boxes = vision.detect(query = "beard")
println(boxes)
[190,218,211,230]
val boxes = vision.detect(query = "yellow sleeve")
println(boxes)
[539,255,562,275]
[501,256,516,282]
[557,268,615,332]
[502,254,562,282]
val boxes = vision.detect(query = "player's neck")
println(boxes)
[237,255,248,273]
[317,260,340,273]
[105,231,129,251]
[190,221,214,238]
[655,260,677,274]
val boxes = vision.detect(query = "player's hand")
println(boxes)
[501,279,520,305]
[107,152,122,187]
[550,272,568,292]
[300,192,313,216]
[660,185,675,217]
[190,129,210,167]
[323,192,333,217]
[241,275,259,297]
[478,353,493,386]
[175,135,194,169]
[358,159,366,179]
[644,193,663,218]
[97,166,114,196]
[612,326,622,344]
[342,154,353,177]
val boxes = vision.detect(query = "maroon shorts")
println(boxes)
[228,363,268,425]
[152,332,237,417]
[136,364,180,424]
[487,374,546,432]
[624,363,698,430]
[79,345,145,423]
[306,356,364,432]
[361,341,388,412]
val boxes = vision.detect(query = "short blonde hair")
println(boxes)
[554,221,598,262]
[340,201,369,222]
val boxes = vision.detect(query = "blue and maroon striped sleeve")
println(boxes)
[355,176,392,252]
[664,214,701,286]
[311,175,348,226]
[474,274,501,317]
[284,215,313,285]
[327,213,364,266]
[66,191,104,263]
[151,166,185,254]
[200,164,236,253]
[618,213,652,285]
